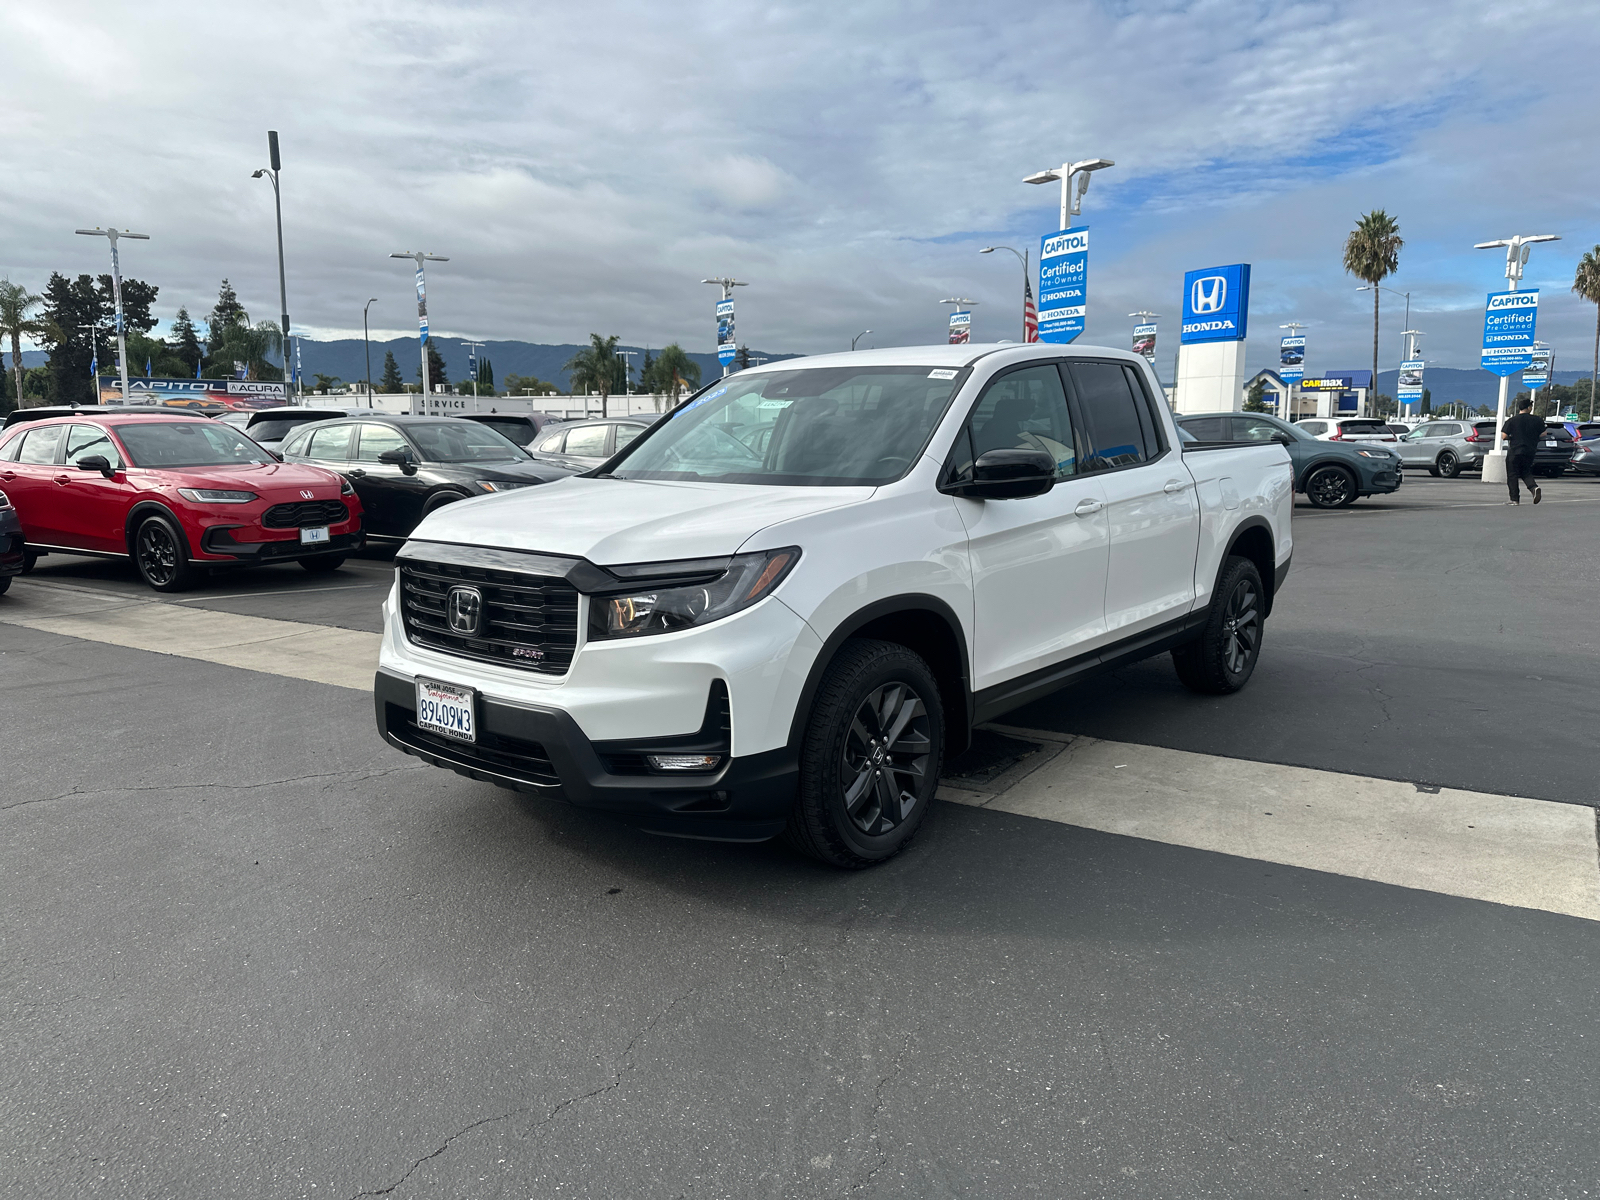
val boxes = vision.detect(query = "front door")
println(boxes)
[351,423,425,536]
[55,424,137,552]
[0,424,69,544]
[950,362,1110,691]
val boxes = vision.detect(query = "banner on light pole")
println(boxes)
[415,264,429,345]
[1480,289,1538,376]
[948,310,971,345]
[1279,336,1305,384]
[1132,323,1157,362]
[716,299,736,366]
[1522,347,1551,390]
[1037,227,1088,344]
[1397,360,1425,403]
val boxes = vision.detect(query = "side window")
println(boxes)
[537,431,566,453]
[64,424,123,468]
[953,363,1077,481]
[307,424,355,461]
[614,424,643,450]
[0,431,23,461]
[563,424,609,457]
[17,424,66,465]
[1067,361,1148,470]
[1181,417,1227,442]
[1123,366,1166,455]
[1299,421,1325,436]
[1233,416,1281,442]
[281,428,312,456]
[355,424,410,463]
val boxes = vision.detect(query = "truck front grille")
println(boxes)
[398,557,580,675]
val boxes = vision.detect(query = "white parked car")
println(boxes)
[1293,417,1398,445]
[374,345,1293,867]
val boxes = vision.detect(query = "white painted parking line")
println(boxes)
[941,725,1600,922]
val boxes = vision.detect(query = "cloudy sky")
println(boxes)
[3,0,1597,379]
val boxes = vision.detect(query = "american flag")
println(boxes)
[1023,278,1039,343]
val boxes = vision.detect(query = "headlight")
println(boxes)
[340,477,354,496]
[176,488,259,503]
[477,480,534,492]
[589,547,801,639]
[1354,449,1391,459]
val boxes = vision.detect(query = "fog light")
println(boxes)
[646,753,723,772]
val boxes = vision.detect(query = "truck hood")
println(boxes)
[410,476,872,565]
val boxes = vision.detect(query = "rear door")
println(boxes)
[55,424,136,552]
[1065,359,1200,638]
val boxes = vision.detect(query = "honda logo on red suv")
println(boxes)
[300,490,314,500]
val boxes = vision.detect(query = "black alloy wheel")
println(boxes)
[787,639,944,868]
[134,514,195,593]
[1172,555,1265,695]
[1305,465,1356,508]
[1436,451,1460,478]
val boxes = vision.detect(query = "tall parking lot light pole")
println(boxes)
[250,132,292,384]
[74,226,148,402]
[362,298,378,408]
[1473,233,1560,481]
[391,251,449,405]
[1024,158,1114,230]
[979,246,1030,340]
[616,349,636,399]
[851,330,872,351]
[463,340,486,397]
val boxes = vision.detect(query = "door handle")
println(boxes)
[1163,479,1188,494]
[1074,498,1104,516]
[0,470,12,481]
[348,468,366,478]
[54,474,72,484]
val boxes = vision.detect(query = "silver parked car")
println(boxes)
[1394,419,1493,477]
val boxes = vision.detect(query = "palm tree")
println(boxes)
[563,333,620,415]
[1342,210,1404,404]
[1573,246,1600,421]
[206,317,282,380]
[0,279,47,412]
[652,343,700,405]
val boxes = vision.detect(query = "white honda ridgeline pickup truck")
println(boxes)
[374,344,1292,867]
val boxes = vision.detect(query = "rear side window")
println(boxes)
[1234,416,1282,442]
[1067,361,1148,469]
[537,431,565,453]
[17,424,66,465]
[614,424,644,450]
[1299,421,1326,435]
[563,425,609,456]
[1180,417,1227,442]
[307,424,355,460]
[1339,420,1389,435]
[0,431,22,461]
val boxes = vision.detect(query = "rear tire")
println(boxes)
[785,639,943,869]
[1172,556,1265,695]
[1436,451,1460,478]
[133,513,197,593]
[422,490,469,518]
[1305,465,1356,508]
[299,555,346,574]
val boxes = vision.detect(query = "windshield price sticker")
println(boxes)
[928,369,959,380]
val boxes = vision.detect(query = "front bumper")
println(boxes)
[200,524,365,561]
[1363,463,1402,493]
[374,667,797,840]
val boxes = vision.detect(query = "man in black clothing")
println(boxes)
[1501,397,1545,504]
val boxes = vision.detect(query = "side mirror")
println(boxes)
[378,446,418,473]
[949,448,1057,500]
[76,455,114,477]
[1271,432,1293,445]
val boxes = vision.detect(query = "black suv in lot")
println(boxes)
[1177,411,1402,508]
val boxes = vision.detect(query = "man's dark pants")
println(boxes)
[1507,451,1539,502]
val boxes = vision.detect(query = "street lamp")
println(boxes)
[851,329,872,352]
[1473,233,1560,480]
[702,277,747,377]
[1024,158,1114,230]
[391,251,449,406]
[74,227,148,402]
[362,298,378,407]
[1356,286,1410,411]
[980,246,1032,341]
[940,298,978,344]
[250,131,292,391]
[463,339,487,401]
[617,349,637,401]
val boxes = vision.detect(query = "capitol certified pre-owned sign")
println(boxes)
[1480,290,1539,377]
[1037,226,1089,344]
[1180,264,1251,344]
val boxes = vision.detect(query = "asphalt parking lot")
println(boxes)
[5,471,1600,1197]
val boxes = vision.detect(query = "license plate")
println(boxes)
[416,678,476,743]
[300,525,330,545]
[1545,440,1558,447]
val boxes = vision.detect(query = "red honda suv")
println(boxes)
[0,412,364,592]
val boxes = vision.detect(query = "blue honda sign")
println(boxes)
[1480,290,1538,377]
[1180,264,1251,343]
[1037,227,1088,344]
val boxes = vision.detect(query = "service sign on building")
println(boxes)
[1522,347,1551,389]
[947,310,971,345]
[1397,360,1425,402]
[716,299,737,366]
[1480,289,1538,376]
[1279,336,1305,384]
[1132,323,1157,362]
[1037,227,1089,343]
[1180,264,1251,343]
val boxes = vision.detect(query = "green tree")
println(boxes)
[1243,377,1270,412]
[169,307,203,377]
[379,350,404,393]
[1420,387,1432,414]
[206,317,283,381]
[416,345,448,391]
[643,342,700,403]
[312,373,340,394]
[502,372,557,396]
[1572,246,1600,420]
[564,333,621,415]
[207,279,246,341]
[734,344,751,370]
[473,357,496,397]
[1342,210,1404,401]
[0,278,47,414]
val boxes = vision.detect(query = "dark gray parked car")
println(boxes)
[1177,411,1401,508]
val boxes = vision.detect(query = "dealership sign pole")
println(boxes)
[702,277,747,377]
[1278,323,1305,419]
[1396,329,1425,416]
[391,251,449,409]
[1474,233,1558,482]
[941,298,977,344]
[74,227,148,402]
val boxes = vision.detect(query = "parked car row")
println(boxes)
[1177,412,1401,507]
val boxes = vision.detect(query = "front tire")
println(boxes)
[133,513,197,593]
[1305,465,1356,508]
[1436,451,1460,478]
[1172,556,1265,695]
[785,640,943,869]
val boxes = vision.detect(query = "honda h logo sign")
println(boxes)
[300,490,314,500]
[1190,276,1227,313]
[446,586,483,637]
[1181,264,1251,344]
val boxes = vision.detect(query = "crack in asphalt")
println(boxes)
[1,764,426,813]
[345,1109,527,1200]
[847,1030,916,1195]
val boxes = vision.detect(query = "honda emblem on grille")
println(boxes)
[300,489,314,500]
[446,586,484,637]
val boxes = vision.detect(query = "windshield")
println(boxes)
[115,421,272,467]
[247,414,338,442]
[408,421,530,462]
[611,366,963,486]
[470,417,536,444]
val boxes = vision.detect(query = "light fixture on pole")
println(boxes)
[617,349,637,397]
[362,298,378,408]
[74,226,149,402]
[249,131,292,388]
[1279,321,1307,420]
[851,329,872,352]
[980,246,1033,341]
[702,277,747,377]
[1473,233,1560,481]
[1023,158,1114,230]
[391,251,449,406]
